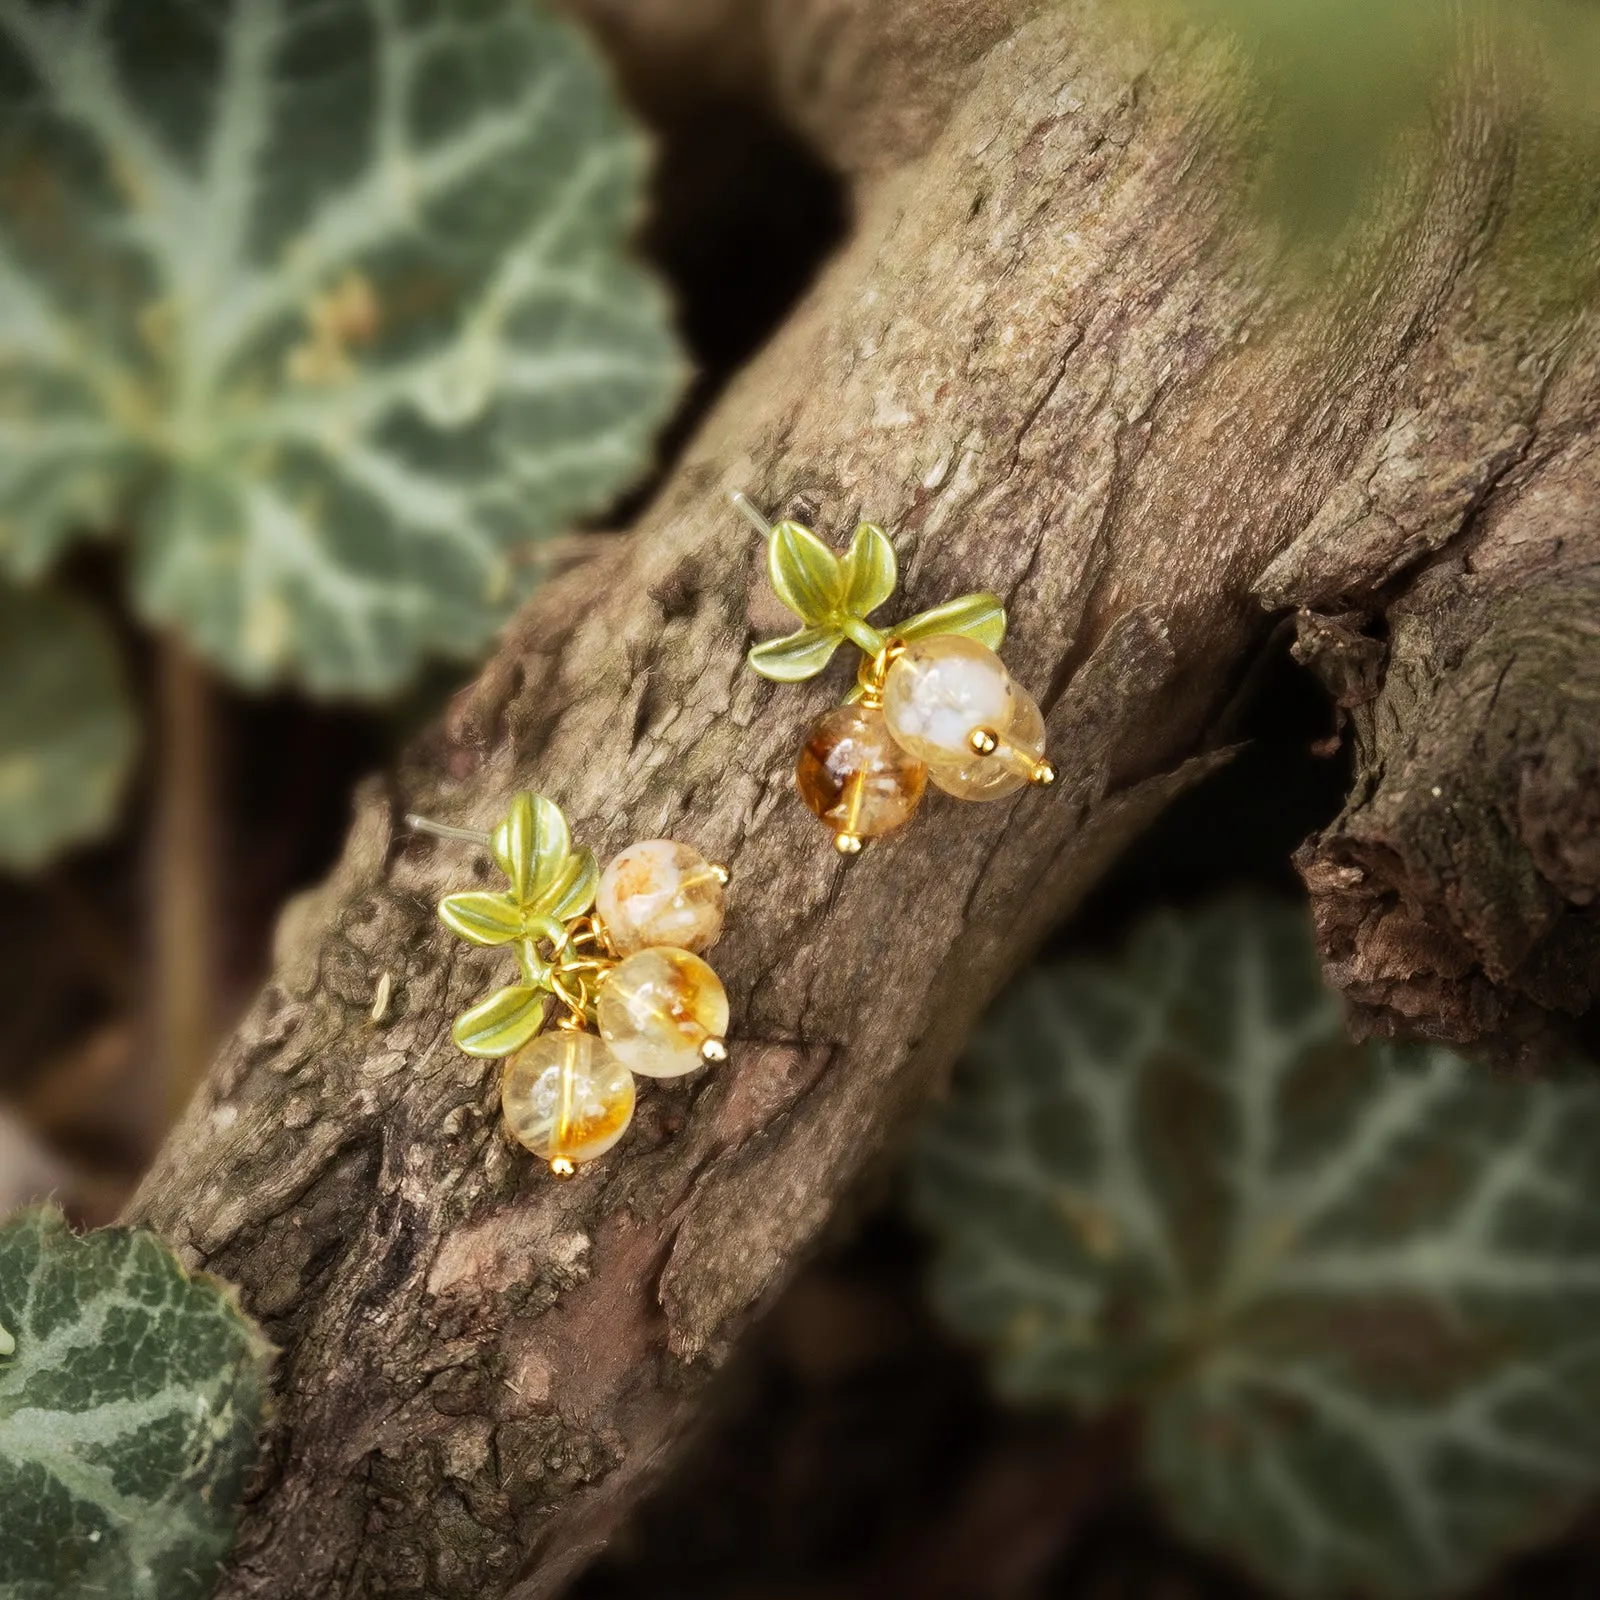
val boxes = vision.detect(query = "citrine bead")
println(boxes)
[598,947,730,1078]
[597,839,726,955]
[882,635,1016,767]
[928,686,1047,800]
[795,703,927,845]
[501,1031,635,1167]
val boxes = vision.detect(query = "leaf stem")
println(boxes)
[154,636,218,1127]
[840,616,888,655]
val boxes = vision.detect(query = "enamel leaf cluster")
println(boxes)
[744,505,1053,852]
[434,793,729,1171]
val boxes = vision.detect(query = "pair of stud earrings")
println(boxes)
[411,490,1054,1175]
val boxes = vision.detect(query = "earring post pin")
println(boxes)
[729,490,774,539]
[405,813,493,846]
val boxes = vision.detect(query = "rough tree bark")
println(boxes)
[127,3,1599,1596]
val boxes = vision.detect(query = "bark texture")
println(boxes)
[127,3,1599,1596]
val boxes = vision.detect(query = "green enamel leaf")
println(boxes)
[747,624,845,683]
[840,522,897,618]
[0,0,683,695]
[492,793,548,904]
[0,1207,271,1600]
[452,983,548,1058]
[895,591,1007,651]
[767,520,845,627]
[489,791,589,913]
[438,891,526,947]
[913,899,1600,1600]
[542,846,599,923]
[0,581,137,871]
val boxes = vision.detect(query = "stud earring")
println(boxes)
[408,793,730,1175]
[732,491,1055,854]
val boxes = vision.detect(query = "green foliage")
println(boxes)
[0,1207,272,1600]
[436,791,597,1056]
[0,0,683,696]
[1169,0,1600,241]
[913,900,1600,1598]
[0,582,135,870]
[749,516,1006,684]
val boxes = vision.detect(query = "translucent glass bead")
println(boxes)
[795,703,927,847]
[928,687,1047,800]
[882,635,1016,767]
[598,947,730,1078]
[597,839,725,955]
[502,1030,635,1167]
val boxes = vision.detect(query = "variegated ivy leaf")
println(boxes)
[0,0,683,695]
[0,1207,271,1600]
[0,581,136,870]
[913,899,1600,1600]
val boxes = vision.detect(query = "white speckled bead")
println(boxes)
[598,947,729,1078]
[501,1031,635,1167]
[882,635,1016,767]
[927,687,1047,800]
[597,839,725,955]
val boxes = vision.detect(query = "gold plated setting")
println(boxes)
[735,491,1055,851]
[412,794,731,1175]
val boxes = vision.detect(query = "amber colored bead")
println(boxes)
[882,635,1016,767]
[795,704,927,844]
[598,947,729,1078]
[501,1031,635,1167]
[928,687,1047,801]
[597,839,725,955]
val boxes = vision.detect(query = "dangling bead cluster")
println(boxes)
[735,492,1055,853]
[414,795,730,1175]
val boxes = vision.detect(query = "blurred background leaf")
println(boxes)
[0,0,683,695]
[0,581,135,870]
[0,1207,271,1600]
[913,899,1600,1598]
[1164,0,1600,249]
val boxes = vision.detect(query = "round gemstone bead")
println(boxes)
[597,839,726,955]
[928,687,1048,801]
[598,947,730,1078]
[881,635,1016,767]
[795,703,927,843]
[501,1030,635,1167]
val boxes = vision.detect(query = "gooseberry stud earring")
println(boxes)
[408,793,730,1176]
[732,491,1055,854]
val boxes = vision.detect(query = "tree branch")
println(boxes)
[125,3,1597,1595]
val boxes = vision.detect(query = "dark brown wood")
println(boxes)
[127,4,1599,1596]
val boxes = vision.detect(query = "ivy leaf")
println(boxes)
[767,520,846,627]
[839,522,897,618]
[0,581,136,871]
[0,1207,271,1600]
[452,982,547,1058]
[0,0,683,695]
[913,899,1600,1599]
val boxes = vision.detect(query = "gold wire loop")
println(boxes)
[856,637,906,710]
